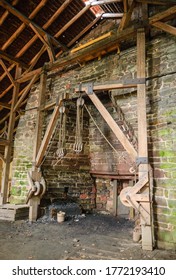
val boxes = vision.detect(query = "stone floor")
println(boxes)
[0,211,176,260]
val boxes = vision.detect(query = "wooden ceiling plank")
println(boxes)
[54,4,91,38]
[67,16,101,48]
[0,0,19,26]
[42,0,73,30]
[1,0,48,51]
[0,0,66,50]
[151,21,176,36]
[0,50,28,69]
[0,59,16,87]
[118,0,136,32]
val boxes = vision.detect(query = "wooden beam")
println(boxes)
[67,16,101,48]
[0,50,28,69]
[137,28,153,251]
[44,35,56,62]
[17,68,42,83]
[0,59,16,87]
[33,67,47,165]
[1,0,48,51]
[0,102,11,109]
[0,0,19,25]
[136,0,176,6]
[86,92,137,161]
[0,66,21,205]
[13,74,38,111]
[54,4,91,38]
[149,5,176,24]
[35,104,61,167]
[0,84,13,98]
[0,0,65,50]
[86,0,123,5]
[0,64,15,82]
[151,21,176,36]
[118,0,136,32]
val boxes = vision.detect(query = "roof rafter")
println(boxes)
[1,0,48,51]
[0,50,28,69]
[0,59,16,87]
[0,0,67,51]
[136,0,176,6]
[0,0,19,25]
[151,21,176,36]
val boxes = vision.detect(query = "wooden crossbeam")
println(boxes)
[0,139,10,146]
[0,0,66,50]
[0,153,6,163]
[0,50,28,69]
[118,0,136,32]
[151,21,176,36]
[86,92,137,161]
[1,0,48,51]
[0,102,11,109]
[149,5,176,23]
[0,59,16,87]
[13,74,39,111]
[0,84,13,98]
[35,104,61,167]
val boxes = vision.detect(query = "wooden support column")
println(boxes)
[113,180,118,216]
[137,28,153,250]
[0,65,21,205]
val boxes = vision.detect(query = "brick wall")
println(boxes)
[11,33,176,249]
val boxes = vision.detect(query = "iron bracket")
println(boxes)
[87,82,94,95]
[136,157,148,166]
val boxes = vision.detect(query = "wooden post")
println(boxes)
[113,180,118,216]
[137,28,153,250]
[0,65,21,205]
[29,66,47,222]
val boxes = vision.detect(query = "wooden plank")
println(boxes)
[86,92,137,161]
[35,104,61,167]
[118,0,136,32]
[0,66,21,205]
[17,68,42,83]
[137,28,153,251]
[151,21,176,36]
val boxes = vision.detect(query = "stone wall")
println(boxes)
[11,33,176,249]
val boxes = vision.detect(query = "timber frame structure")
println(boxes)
[0,0,176,250]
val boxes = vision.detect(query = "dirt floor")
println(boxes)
[0,207,176,260]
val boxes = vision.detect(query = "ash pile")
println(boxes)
[37,200,84,223]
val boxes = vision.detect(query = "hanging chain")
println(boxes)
[56,105,67,158]
[73,97,84,153]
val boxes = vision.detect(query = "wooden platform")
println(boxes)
[0,204,29,221]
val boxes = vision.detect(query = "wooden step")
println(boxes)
[0,204,29,221]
